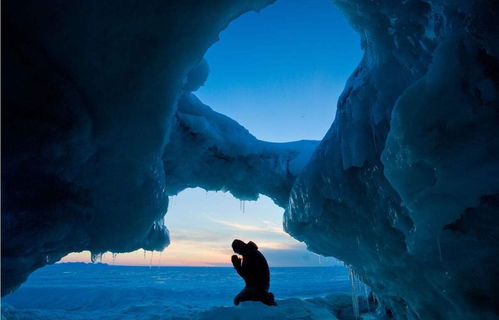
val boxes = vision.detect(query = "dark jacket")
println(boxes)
[235,241,270,291]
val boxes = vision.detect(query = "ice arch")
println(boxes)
[164,73,318,208]
[2,1,499,320]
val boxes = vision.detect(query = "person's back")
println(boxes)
[239,241,270,290]
[231,239,276,306]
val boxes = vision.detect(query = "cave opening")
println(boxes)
[61,0,362,267]
[55,0,363,270]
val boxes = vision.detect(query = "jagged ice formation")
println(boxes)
[2,0,276,296]
[2,0,498,319]
[284,0,499,319]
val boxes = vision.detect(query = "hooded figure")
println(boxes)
[231,239,276,306]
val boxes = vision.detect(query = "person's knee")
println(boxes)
[234,289,249,305]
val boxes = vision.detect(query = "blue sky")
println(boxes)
[197,0,362,142]
[62,0,362,267]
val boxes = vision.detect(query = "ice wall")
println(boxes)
[284,0,499,319]
[2,0,498,319]
[2,0,276,295]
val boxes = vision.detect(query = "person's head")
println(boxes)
[232,239,246,254]
[232,239,258,254]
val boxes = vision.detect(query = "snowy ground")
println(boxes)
[2,264,376,320]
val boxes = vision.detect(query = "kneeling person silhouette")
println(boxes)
[231,239,276,306]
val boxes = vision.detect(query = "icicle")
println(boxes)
[112,253,117,264]
[149,251,154,269]
[90,252,103,263]
[239,200,246,213]
[349,267,360,320]
[169,195,176,208]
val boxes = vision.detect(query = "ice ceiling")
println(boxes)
[2,0,498,319]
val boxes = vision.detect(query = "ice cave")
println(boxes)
[2,0,498,319]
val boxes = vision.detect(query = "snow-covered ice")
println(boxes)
[2,264,375,320]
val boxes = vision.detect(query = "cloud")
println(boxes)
[209,218,286,235]
[256,241,298,250]
[170,229,229,243]
[259,248,342,267]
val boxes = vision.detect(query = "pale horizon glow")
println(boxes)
[61,189,341,267]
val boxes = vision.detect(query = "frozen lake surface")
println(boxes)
[2,263,374,319]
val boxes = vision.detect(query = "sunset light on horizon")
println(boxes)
[61,188,341,267]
